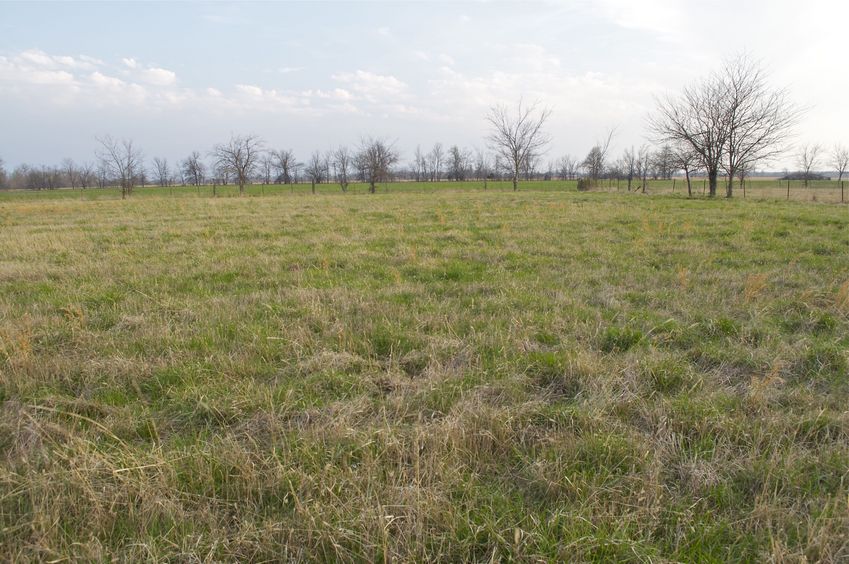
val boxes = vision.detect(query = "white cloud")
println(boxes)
[235,84,264,97]
[591,0,687,42]
[140,67,177,86]
[332,70,408,100]
[121,57,138,69]
[13,49,99,71]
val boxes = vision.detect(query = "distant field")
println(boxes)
[1,177,847,203]
[1,189,848,561]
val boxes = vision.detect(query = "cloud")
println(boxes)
[121,57,138,69]
[89,71,127,90]
[140,67,177,86]
[9,49,99,72]
[332,70,408,100]
[591,0,688,42]
[0,54,79,87]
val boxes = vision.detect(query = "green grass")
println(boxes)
[1,176,846,203]
[1,187,848,561]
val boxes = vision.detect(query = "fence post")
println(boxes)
[787,179,790,200]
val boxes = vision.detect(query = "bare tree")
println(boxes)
[833,144,848,183]
[96,160,109,189]
[332,146,351,192]
[652,144,675,180]
[622,148,637,191]
[448,145,471,181]
[153,157,169,187]
[582,129,615,182]
[260,153,274,185]
[428,142,444,182]
[272,149,299,184]
[211,134,264,196]
[486,99,552,191]
[355,137,399,193]
[674,144,701,197]
[77,161,95,189]
[62,158,78,189]
[637,145,652,193]
[182,152,206,186]
[797,144,821,187]
[413,145,427,181]
[322,151,333,185]
[557,154,578,180]
[720,55,797,197]
[474,149,491,188]
[96,135,143,199]
[304,150,324,193]
[651,55,796,198]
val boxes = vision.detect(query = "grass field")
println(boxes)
[1,177,847,203]
[1,187,848,561]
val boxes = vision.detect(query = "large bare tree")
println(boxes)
[355,137,399,193]
[651,55,796,198]
[211,134,264,196]
[486,100,552,191]
[720,55,797,197]
[96,135,143,199]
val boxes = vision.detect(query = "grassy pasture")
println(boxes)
[1,187,848,561]
[1,177,847,203]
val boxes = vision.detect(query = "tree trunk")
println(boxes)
[685,170,692,198]
[369,181,376,194]
[708,170,718,197]
[311,181,315,194]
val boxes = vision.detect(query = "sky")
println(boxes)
[1,0,847,171]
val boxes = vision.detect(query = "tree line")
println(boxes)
[1,55,847,198]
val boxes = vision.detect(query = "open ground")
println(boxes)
[1,186,848,561]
